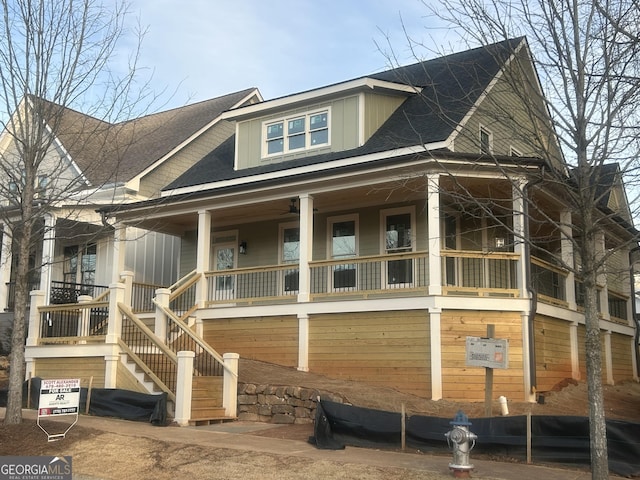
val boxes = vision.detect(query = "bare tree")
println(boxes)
[0,0,148,424]
[378,1,640,478]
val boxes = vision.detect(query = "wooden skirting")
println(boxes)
[203,316,298,368]
[34,357,105,388]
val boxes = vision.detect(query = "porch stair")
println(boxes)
[119,352,167,394]
[189,376,234,426]
[119,352,176,416]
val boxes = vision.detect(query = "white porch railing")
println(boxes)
[441,250,520,297]
[204,251,430,305]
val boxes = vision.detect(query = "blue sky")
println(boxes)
[128,0,460,109]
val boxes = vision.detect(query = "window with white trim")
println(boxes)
[328,215,358,290]
[510,146,522,157]
[264,109,329,157]
[480,126,492,154]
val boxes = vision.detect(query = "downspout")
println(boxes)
[629,247,640,377]
[523,166,545,397]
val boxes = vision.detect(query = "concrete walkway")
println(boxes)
[5,409,625,480]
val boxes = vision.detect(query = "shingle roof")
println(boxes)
[164,38,524,191]
[37,88,257,186]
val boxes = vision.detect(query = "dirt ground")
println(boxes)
[1,356,639,479]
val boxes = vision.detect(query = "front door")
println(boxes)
[384,211,413,287]
[213,244,236,301]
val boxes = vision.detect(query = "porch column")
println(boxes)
[26,290,45,347]
[297,313,309,372]
[569,321,580,380]
[512,180,528,298]
[120,270,134,308]
[106,282,125,344]
[429,307,442,400]
[560,210,577,309]
[196,210,211,308]
[604,330,614,385]
[154,288,171,340]
[39,213,56,304]
[104,354,119,389]
[0,223,12,310]
[112,225,128,283]
[427,174,442,296]
[298,194,314,303]
[175,351,195,426]
[223,352,239,417]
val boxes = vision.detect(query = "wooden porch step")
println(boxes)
[188,416,236,426]
[191,406,227,419]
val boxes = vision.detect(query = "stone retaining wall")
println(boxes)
[237,383,345,424]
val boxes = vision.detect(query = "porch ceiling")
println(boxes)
[122,178,429,234]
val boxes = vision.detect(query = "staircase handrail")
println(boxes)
[118,303,179,362]
[154,300,236,378]
[169,270,200,297]
[117,338,176,403]
[117,302,180,399]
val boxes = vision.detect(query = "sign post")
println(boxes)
[37,378,81,442]
[465,326,509,416]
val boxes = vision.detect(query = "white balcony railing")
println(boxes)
[204,252,429,305]
[441,250,520,297]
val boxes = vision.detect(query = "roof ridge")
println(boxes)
[114,87,258,126]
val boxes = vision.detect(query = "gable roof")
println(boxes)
[164,38,525,192]
[35,88,259,187]
[573,163,634,227]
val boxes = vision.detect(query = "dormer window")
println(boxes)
[263,109,330,157]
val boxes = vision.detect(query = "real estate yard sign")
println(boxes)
[465,336,509,369]
[466,328,509,416]
[37,379,80,442]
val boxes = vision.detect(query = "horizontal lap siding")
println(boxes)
[577,325,606,382]
[309,311,430,398]
[203,316,298,368]
[34,357,105,388]
[534,316,572,391]
[441,311,523,401]
[610,332,634,382]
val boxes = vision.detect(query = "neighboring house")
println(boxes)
[0,88,261,313]
[22,38,638,425]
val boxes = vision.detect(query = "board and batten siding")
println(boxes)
[363,92,405,141]
[202,316,298,367]
[34,357,105,388]
[179,230,197,277]
[308,311,431,398]
[533,315,573,391]
[235,96,360,169]
[440,310,524,401]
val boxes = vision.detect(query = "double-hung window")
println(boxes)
[264,109,329,157]
[479,126,492,154]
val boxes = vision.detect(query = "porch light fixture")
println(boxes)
[239,241,247,254]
